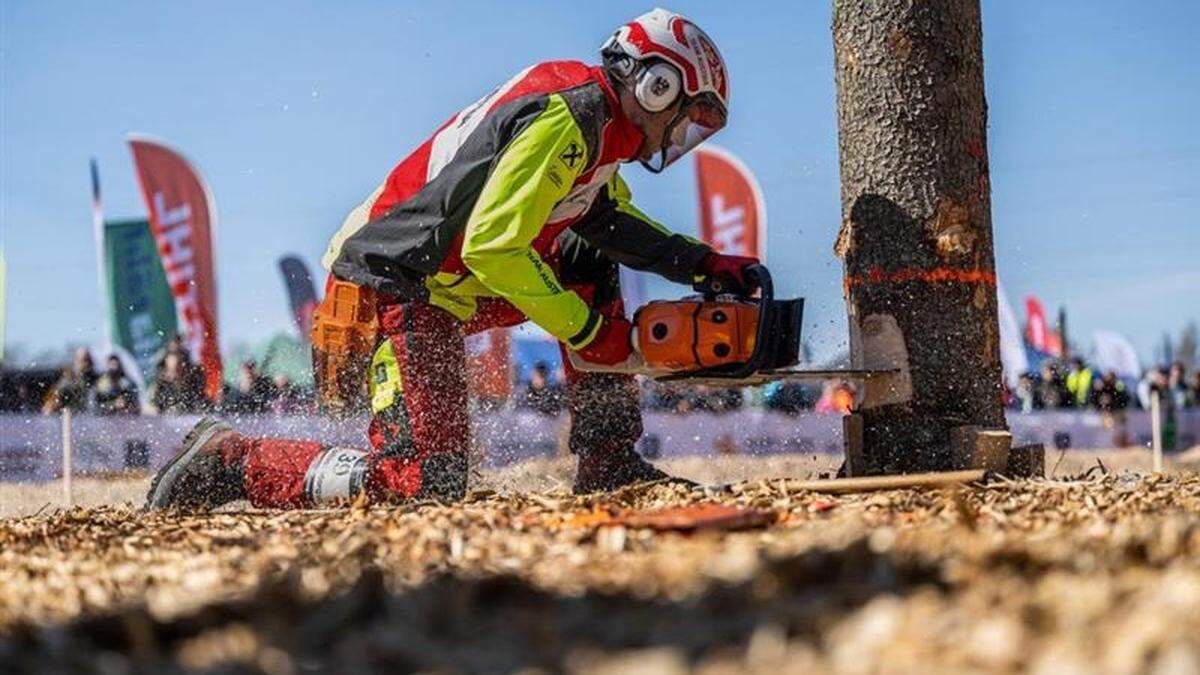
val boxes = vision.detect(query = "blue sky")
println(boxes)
[1,1,1197,365]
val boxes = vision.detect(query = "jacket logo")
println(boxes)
[560,142,583,169]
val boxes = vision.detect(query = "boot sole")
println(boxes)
[144,417,232,510]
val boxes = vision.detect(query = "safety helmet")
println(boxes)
[602,8,729,172]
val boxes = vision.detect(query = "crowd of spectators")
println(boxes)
[511,362,856,417]
[37,347,145,415]
[1008,357,1200,413]
[7,345,1200,418]
[25,338,315,416]
[642,380,745,414]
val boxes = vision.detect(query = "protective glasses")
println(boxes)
[641,93,727,173]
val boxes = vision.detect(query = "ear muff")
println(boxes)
[634,62,682,113]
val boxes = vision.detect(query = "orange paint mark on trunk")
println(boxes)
[845,267,997,291]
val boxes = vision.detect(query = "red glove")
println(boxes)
[575,315,634,366]
[697,252,761,296]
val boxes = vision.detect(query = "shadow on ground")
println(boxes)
[0,538,939,673]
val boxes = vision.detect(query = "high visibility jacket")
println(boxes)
[323,61,710,349]
[1066,367,1094,406]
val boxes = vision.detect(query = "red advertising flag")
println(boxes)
[1024,297,1048,353]
[128,135,223,399]
[694,145,767,261]
[1024,296,1063,358]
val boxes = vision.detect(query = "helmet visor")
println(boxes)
[642,94,727,173]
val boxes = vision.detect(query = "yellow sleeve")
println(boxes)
[461,93,602,348]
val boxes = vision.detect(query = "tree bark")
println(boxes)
[832,0,1006,474]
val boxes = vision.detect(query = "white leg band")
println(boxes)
[303,447,368,505]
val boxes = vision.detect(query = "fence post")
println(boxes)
[61,408,74,507]
[1150,391,1163,473]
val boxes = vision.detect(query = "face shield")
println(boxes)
[641,93,727,173]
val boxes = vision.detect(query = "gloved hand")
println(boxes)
[575,315,634,366]
[697,252,761,296]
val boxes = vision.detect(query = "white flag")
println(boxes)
[996,280,1027,387]
[1092,330,1141,379]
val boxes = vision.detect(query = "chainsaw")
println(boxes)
[567,264,808,386]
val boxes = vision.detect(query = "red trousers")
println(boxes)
[239,293,642,508]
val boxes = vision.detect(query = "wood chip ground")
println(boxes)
[2,451,1200,673]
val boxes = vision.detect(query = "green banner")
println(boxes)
[104,219,177,382]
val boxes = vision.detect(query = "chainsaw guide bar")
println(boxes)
[657,368,901,387]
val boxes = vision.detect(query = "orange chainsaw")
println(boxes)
[568,265,805,385]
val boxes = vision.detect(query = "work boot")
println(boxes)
[417,451,469,502]
[573,445,693,494]
[145,418,248,510]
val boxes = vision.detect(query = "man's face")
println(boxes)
[618,85,686,163]
[636,104,687,163]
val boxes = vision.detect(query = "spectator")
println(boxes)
[270,375,308,414]
[1037,362,1072,409]
[222,360,278,414]
[764,381,816,414]
[93,355,140,415]
[517,362,565,416]
[1012,372,1042,412]
[642,379,686,412]
[156,336,189,368]
[1187,371,1200,408]
[151,353,204,414]
[156,335,206,396]
[684,385,743,413]
[1090,370,1129,412]
[1137,366,1170,411]
[1065,357,1094,408]
[1167,362,1189,410]
[42,347,97,414]
[0,370,56,413]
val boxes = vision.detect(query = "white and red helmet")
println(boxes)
[602,8,730,172]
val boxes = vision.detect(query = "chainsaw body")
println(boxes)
[313,264,807,405]
[568,265,805,384]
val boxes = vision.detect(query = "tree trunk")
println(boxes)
[832,0,1007,474]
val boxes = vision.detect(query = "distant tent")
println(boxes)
[223,333,313,387]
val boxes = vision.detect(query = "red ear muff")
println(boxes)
[635,62,681,113]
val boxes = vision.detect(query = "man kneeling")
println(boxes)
[146,9,760,510]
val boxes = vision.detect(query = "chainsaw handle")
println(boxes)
[745,264,772,302]
[663,264,776,383]
[695,263,772,301]
[732,264,774,378]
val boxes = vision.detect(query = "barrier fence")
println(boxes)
[1,410,1197,483]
